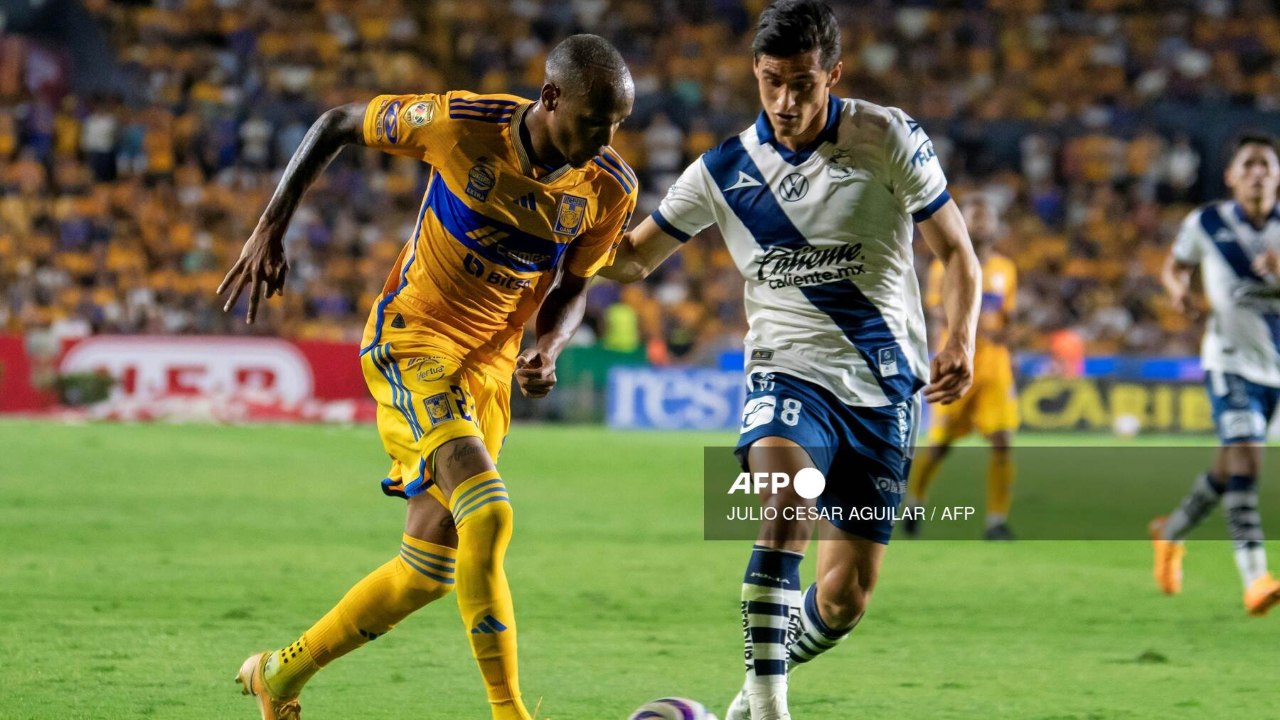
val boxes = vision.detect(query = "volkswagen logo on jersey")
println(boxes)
[779,173,809,201]
[466,159,497,201]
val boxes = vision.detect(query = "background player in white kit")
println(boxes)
[601,2,981,717]
[1153,133,1280,617]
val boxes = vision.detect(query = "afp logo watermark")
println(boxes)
[728,467,827,499]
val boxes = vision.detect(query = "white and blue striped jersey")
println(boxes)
[1172,200,1280,387]
[652,96,950,407]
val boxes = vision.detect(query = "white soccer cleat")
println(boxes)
[746,689,790,720]
[724,687,751,720]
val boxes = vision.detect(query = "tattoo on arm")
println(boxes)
[260,102,366,229]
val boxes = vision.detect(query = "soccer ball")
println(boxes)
[628,697,719,720]
[1111,412,1141,438]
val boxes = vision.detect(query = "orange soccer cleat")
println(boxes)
[1244,573,1280,617]
[1148,516,1185,595]
[236,652,302,720]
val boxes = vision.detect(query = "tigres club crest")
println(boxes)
[554,194,587,236]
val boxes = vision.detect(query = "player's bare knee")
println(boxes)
[1223,443,1262,476]
[988,431,1012,453]
[817,581,870,630]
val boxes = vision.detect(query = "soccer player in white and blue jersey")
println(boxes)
[1153,133,1280,617]
[601,2,981,717]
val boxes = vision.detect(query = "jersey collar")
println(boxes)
[510,103,573,183]
[754,94,842,165]
[1230,200,1280,231]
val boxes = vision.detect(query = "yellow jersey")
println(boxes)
[926,252,1017,348]
[358,91,638,377]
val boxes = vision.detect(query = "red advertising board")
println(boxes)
[0,335,51,412]
[35,335,376,422]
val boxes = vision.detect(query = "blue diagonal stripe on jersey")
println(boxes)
[700,136,920,403]
[425,175,567,273]
[1200,205,1280,353]
[1201,204,1264,281]
[361,198,429,354]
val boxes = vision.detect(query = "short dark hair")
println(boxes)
[1231,131,1278,159]
[752,0,841,70]
[545,34,630,97]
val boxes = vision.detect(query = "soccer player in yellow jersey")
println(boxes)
[905,194,1019,540]
[217,35,637,720]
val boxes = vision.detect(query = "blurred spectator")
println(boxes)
[6,0,1278,361]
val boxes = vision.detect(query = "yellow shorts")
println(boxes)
[928,344,1019,443]
[361,334,510,500]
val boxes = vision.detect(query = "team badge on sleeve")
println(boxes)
[423,393,455,426]
[554,194,587,236]
[405,100,435,127]
[382,100,402,144]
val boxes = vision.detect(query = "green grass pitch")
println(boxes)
[1,419,1277,719]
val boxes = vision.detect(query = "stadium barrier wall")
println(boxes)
[0,335,52,412]
[606,367,1215,434]
[0,334,1221,434]
[47,335,373,422]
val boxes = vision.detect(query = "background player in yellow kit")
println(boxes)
[905,194,1019,540]
[216,35,636,720]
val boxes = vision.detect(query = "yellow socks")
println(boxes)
[262,535,457,698]
[907,450,944,505]
[449,470,530,720]
[986,450,1014,522]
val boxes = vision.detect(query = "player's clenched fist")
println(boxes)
[514,348,557,399]
[924,342,973,405]
[217,222,290,324]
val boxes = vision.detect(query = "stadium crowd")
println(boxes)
[5,0,1280,364]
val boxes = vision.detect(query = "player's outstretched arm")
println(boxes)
[217,102,368,323]
[597,215,685,283]
[919,199,981,405]
[514,271,594,399]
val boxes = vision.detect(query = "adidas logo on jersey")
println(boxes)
[470,614,509,634]
[515,192,536,210]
